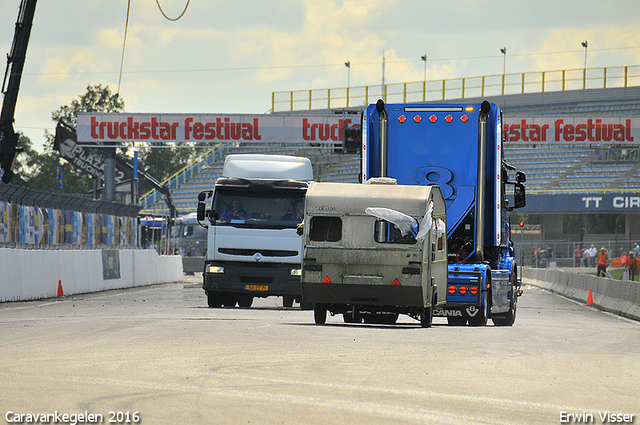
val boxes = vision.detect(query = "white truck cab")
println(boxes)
[197,154,312,308]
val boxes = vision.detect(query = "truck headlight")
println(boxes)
[290,268,302,276]
[207,265,225,274]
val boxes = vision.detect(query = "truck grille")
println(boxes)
[218,248,298,257]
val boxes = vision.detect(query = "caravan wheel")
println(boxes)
[313,304,327,325]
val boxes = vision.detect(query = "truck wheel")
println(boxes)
[313,304,327,325]
[238,295,253,308]
[492,288,516,326]
[420,308,433,328]
[282,295,294,308]
[221,293,237,308]
[207,292,222,308]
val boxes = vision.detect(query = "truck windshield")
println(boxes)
[212,189,305,229]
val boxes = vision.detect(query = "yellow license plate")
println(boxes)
[244,285,268,291]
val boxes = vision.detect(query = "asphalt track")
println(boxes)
[1,278,638,425]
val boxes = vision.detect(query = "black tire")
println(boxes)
[237,295,254,308]
[420,307,433,328]
[493,286,517,326]
[313,304,327,325]
[282,295,294,308]
[468,298,488,327]
[207,291,222,308]
[221,293,237,308]
[447,316,467,326]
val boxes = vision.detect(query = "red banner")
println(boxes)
[504,117,638,144]
[77,113,359,144]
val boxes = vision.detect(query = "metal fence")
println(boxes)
[0,184,141,249]
[0,184,141,217]
[272,65,640,112]
[514,238,638,270]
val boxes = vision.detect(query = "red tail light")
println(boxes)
[469,286,479,295]
[458,286,468,295]
[447,285,456,294]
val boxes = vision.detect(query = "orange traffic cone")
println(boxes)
[586,288,593,306]
[57,280,64,299]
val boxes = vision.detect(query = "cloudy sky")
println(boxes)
[2,0,640,151]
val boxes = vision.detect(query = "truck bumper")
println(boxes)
[301,282,424,308]
[203,261,302,296]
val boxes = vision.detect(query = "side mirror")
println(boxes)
[197,202,206,221]
[197,190,213,222]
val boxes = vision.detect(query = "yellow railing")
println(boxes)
[272,65,640,112]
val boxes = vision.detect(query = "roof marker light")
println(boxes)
[398,115,406,123]
[413,115,422,123]
[465,106,474,111]
[429,115,437,123]
[445,115,453,123]
[460,115,469,123]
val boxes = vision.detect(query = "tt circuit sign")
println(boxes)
[77,113,358,144]
[524,193,640,213]
[504,117,637,144]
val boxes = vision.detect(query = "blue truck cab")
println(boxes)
[362,100,526,326]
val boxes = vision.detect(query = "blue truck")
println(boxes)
[362,100,526,326]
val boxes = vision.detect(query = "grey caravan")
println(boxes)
[301,179,448,327]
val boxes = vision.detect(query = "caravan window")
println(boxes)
[309,216,342,242]
[374,220,417,244]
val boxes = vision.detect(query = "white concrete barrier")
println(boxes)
[0,248,182,302]
[523,267,640,321]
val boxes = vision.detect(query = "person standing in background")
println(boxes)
[595,247,609,277]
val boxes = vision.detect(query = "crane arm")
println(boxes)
[0,0,37,183]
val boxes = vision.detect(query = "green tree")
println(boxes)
[19,84,125,193]
[137,143,197,182]
[52,83,124,129]
[19,83,196,194]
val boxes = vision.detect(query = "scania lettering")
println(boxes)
[197,154,312,308]
[363,100,526,326]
